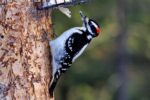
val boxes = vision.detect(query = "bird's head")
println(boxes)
[79,11,101,37]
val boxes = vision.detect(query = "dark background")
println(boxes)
[52,0,150,100]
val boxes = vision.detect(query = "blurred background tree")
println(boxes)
[51,0,150,100]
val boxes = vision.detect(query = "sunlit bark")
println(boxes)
[0,0,53,100]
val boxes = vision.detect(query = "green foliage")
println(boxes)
[52,0,150,99]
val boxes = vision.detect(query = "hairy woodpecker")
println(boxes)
[49,11,101,97]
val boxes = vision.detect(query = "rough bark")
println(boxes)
[0,0,53,100]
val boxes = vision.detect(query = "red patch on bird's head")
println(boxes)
[96,28,101,36]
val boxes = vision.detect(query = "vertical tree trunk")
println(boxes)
[115,0,128,100]
[0,0,53,100]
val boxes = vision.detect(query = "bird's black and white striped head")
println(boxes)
[80,11,101,37]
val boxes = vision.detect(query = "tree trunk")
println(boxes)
[115,0,128,100]
[0,0,53,100]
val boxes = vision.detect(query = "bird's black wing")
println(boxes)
[65,32,91,57]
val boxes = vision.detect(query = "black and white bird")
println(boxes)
[49,11,101,97]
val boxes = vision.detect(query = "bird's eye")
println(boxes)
[89,23,97,34]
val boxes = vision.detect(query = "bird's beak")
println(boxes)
[79,11,87,27]
[79,11,86,21]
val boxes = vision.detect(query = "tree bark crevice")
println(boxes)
[0,1,53,100]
